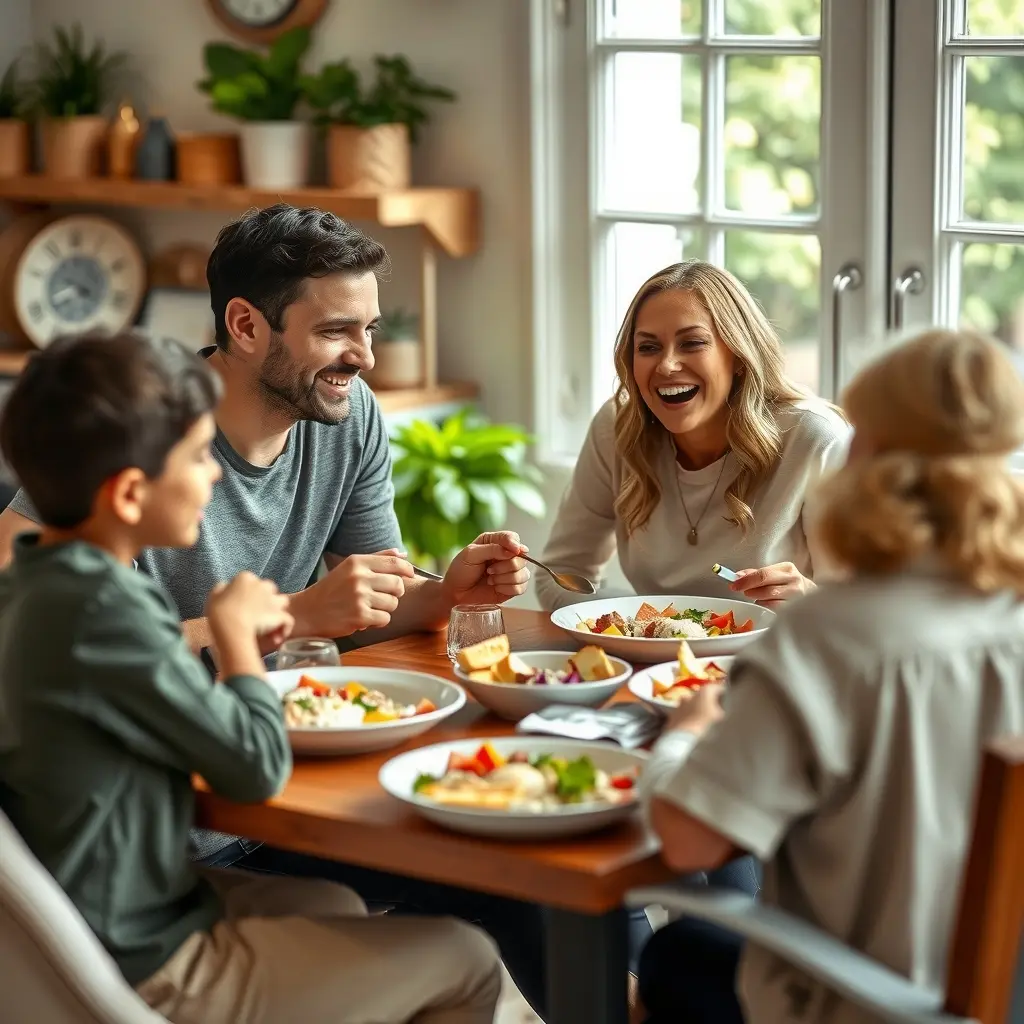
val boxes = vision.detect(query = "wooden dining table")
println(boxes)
[195,607,676,1024]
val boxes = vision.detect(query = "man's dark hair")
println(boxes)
[207,204,391,351]
[0,332,222,529]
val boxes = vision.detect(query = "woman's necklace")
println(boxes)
[675,450,729,546]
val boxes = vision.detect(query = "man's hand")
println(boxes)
[290,549,416,637]
[729,561,814,608]
[441,532,531,607]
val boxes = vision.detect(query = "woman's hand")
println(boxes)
[729,561,814,608]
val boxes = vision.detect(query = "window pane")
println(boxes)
[724,230,821,392]
[725,0,820,37]
[965,1,1024,36]
[724,56,821,216]
[603,52,702,215]
[959,243,1024,361]
[602,0,700,40]
[962,57,1024,225]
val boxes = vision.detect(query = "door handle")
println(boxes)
[831,262,863,397]
[891,266,925,331]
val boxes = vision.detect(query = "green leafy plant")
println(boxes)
[0,62,25,118]
[197,26,311,122]
[390,409,546,568]
[380,307,418,342]
[302,54,455,140]
[29,25,127,118]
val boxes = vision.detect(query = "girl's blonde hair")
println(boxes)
[613,260,816,535]
[817,328,1024,593]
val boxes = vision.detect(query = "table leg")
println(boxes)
[544,905,629,1024]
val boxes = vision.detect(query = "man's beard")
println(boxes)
[257,332,353,425]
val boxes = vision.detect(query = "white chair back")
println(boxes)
[0,808,167,1023]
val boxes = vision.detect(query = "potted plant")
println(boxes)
[390,409,546,571]
[0,62,30,178]
[197,26,311,190]
[302,54,454,191]
[29,25,127,179]
[367,307,423,390]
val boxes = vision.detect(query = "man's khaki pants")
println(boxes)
[135,870,503,1024]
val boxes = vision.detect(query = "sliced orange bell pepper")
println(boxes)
[298,675,332,696]
[735,618,754,633]
[414,698,437,716]
[474,742,506,774]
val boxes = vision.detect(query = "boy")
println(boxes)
[0,332,501,1024]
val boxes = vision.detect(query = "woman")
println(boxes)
[536,261,851,612]
[639,328,1024,1024]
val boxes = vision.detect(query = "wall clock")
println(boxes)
[0,214,146,349]
[205,0,328,44]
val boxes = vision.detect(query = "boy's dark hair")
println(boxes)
[0,332,222,529]
[207,204,391,351]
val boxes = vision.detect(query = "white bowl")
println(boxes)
[379,736,647,840]
[628,656,735,716]
[453,650,631,721]
[267,666,466,756]
[551,595,775,662]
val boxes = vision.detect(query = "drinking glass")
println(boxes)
[446,604,506,664]
[276,637,341,671]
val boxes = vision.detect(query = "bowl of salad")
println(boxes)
[452,634,631,721]
[550,595,775,662]
[379,737,646,839]
[628,641,734,715]
[267,667,466,756]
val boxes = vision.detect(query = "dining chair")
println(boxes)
[0,808,167,1023]
[628,736,1023,1024]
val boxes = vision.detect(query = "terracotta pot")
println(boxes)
[176,133,242,186]
[0,120,30,177]
[41,116,108,179]
[327,123,411,191]
[367,339,423,389]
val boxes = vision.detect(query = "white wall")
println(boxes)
[27,0,533,430]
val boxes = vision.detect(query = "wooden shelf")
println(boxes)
[0,348,476,414]
[0,176,481,259]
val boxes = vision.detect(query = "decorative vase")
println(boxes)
[367,339,423,390]
[176,133,241,186]
[41,116,108,179]
[239,121,310,190]
[0,120,30,177]
[135,116,176,181]
[327,123,410,191]
[107,101,141,179]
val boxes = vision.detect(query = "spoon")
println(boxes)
[413,554,596,596]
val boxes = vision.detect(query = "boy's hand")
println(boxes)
[207,572,294,644]
[665,682,725,738]
[290,549,415,636]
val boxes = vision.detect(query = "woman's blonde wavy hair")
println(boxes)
[613,260,818,536]
[817,328,1024,593]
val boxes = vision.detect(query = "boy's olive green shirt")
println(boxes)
[0,536,292,986]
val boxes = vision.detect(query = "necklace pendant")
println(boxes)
[687,527,699,546]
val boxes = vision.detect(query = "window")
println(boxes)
[531,0,880,463]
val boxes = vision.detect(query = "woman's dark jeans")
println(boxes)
[638,855,761,1024]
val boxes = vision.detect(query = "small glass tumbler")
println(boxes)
[276,637,341,671]
[446,604,506,664]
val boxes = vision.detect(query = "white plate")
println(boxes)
[453,651,631,721]
[267,667,466,756]
[629,656,735,716]
[551,595,775,661]
[379,736,647,840]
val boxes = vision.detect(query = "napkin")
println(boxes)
[515,702,663,750]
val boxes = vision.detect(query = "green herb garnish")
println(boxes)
[413,773,437,793]
[677,608,708,625]
[294,696,317,713]
[542,755,597,802]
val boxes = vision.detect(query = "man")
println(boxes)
[0,204,530,643]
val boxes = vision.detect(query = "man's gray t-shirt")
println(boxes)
[8,375,402,621]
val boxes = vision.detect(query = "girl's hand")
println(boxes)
[729,562,814,608]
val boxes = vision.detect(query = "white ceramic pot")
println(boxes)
[239,121,310,189]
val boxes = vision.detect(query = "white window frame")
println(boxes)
[530,0,890,467]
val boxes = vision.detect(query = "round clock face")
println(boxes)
[13,217,146,348]
[220,0,300,27]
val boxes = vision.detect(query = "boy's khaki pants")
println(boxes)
[135,870,503,1024]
